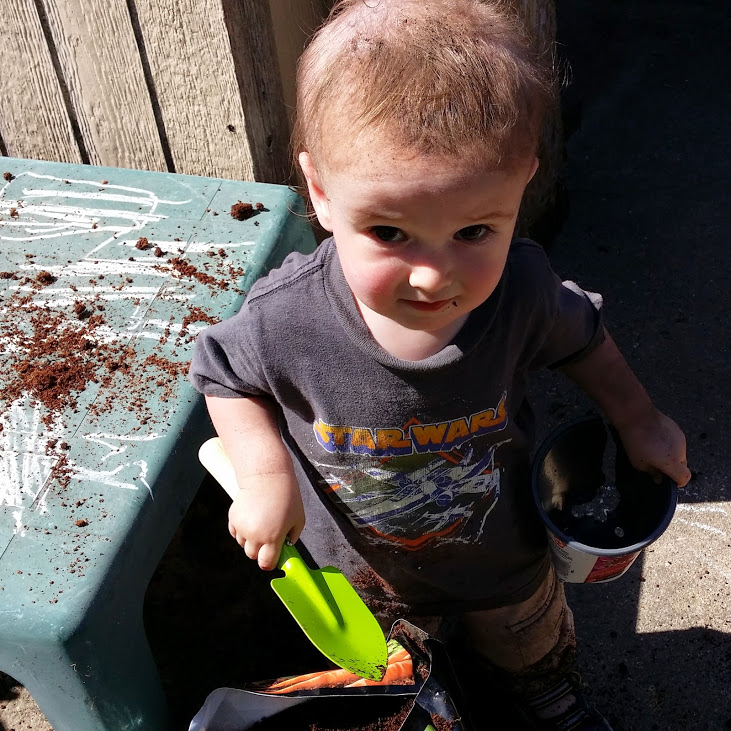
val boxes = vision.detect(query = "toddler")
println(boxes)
[190,1,690,728]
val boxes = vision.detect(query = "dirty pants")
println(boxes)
[409,565,576,697]
[460,564,576,695]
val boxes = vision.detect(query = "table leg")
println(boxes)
[5,609,172,731]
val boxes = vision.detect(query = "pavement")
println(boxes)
[1,1,729,729]
[529,1,731,729]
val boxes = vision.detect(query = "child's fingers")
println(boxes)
[647,467,664,485]
[257,540,283,571]
[243,538,263,562]
[288,524,303,546]
[228,529,279,570]
[665,459,691,488]
[228,520,247,548]
[647,458,691,488]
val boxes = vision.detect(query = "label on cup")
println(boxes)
[548,534,640,583]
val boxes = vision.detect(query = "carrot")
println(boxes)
[265,669,340,691]
[265,668,362,694]
[344,658,414,687]
[386,640,406,656]
[384,647,410,664]
[262,641,412,693]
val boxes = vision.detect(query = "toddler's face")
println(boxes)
[300,145,537,343]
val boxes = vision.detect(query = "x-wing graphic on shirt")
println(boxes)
[311,394,510,550]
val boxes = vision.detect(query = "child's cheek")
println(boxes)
[466,249,509,288]
[354,260,405,302]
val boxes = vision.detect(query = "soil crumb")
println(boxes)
[230,201,255,220]
[35,271,56,286]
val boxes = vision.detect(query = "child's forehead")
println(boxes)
[307,86,539,184]
[316,142,535,222]
[315,126,529,188]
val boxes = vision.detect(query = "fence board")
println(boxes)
[0,0,81,163]
[134,0,259,181]
[40,0,167,171]
[221,0,291,183]
[268,0,330,128]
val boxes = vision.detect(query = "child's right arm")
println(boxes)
[205,395,305,571]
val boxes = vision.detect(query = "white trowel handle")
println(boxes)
[198,437,239,500]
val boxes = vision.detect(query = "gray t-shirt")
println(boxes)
[190,237,603,616]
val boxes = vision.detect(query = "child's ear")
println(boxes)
[298,152,333,232]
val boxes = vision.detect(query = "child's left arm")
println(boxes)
[560,328,691,487]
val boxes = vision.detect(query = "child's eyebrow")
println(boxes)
[355,208,515,223]
[453,208,517,226]
[349,207,403,224]
[465,209,514,222]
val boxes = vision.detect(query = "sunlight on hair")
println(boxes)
[293,0,557,188]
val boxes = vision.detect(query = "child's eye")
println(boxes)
[370,226,407,243]
[454,224,491,242]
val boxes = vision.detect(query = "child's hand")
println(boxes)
[204,394,306,571]
[228,471,305,571]
[614,406,691,487]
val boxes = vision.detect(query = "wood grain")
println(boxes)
[39,0,167,171]
[0,0,80,163]
[221,0,291,183]
[134,0,257,180]
[268,0,330,131]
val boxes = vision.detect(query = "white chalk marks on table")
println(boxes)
[0,168,249,531]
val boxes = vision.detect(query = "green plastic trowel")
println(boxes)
[198,437,388,681]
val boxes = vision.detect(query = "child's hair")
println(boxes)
[293,0,557,177]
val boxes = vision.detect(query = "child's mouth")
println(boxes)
[406,299,454,312]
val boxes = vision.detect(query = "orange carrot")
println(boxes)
[265,668,362,694]
[265,669,340,691]
[262,642,412,693]
[384,647,410,664]
[344,658,414,687]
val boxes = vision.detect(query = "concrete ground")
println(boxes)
[1,1,729,729]
[528,1,731,729]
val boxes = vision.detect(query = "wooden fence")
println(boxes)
[0,0,560,231]
[0,0,329,183]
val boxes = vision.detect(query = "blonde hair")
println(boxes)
[293,0,556,176]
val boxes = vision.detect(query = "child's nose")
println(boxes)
[408,258,453,294]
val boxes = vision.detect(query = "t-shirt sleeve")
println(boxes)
[188,304,271,398]
[189,244,328,401]
[539,278,605,369]
[511,240,605,370]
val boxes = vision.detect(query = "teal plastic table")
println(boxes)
[0,158,316,730]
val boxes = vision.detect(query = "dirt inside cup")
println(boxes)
[532,415,677,583]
